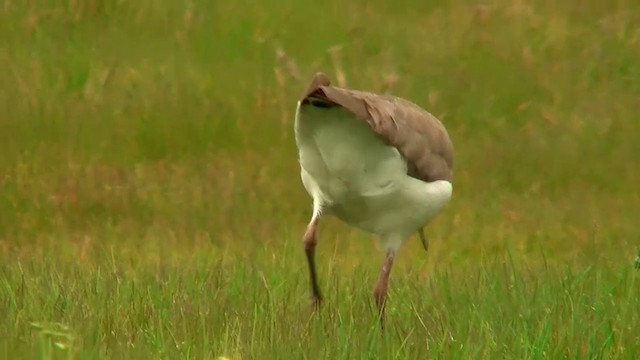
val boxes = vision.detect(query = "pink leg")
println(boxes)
[373,250,395,330]
[303,216,322,311]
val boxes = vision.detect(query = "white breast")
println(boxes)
[294,101,452,251]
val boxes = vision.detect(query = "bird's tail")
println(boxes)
[418,228,428,253]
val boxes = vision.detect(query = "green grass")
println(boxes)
[1,0,639,358]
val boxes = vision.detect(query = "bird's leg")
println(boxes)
[303,212,322,311]
[373,250,396,330]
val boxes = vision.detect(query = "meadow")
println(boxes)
[1,0,639,358]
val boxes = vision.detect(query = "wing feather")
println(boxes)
[300,72,454,183]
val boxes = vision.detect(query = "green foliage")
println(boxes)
[1,0,639,358]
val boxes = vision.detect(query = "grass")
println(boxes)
[1,0,639,358]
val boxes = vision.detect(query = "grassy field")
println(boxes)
[1,0,640,358]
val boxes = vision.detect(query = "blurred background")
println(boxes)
[1,0,639,267]
[2,1,640,358]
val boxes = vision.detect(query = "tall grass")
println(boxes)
[1,0,639,358]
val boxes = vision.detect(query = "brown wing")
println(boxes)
[300,72,454,183]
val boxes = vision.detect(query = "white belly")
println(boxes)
[294,102,452,249]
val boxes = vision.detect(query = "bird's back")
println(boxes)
[299,72,454,184]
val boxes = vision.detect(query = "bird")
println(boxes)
[293,72,455,329]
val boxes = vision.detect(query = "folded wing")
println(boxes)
[301,72,454,183]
